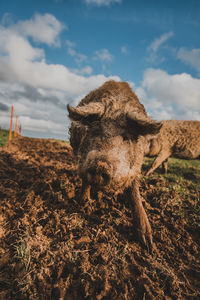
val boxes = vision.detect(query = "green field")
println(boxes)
[0,128,13,147]
[142,156,200,228]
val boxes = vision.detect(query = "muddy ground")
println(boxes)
[0,136,199,299]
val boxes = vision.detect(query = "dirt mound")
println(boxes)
[0,137,199,299]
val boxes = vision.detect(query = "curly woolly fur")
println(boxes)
[146,120,200,175]
[68,80,163,251]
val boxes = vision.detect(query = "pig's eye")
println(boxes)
[83,114,100,125]
[122,133,129,141]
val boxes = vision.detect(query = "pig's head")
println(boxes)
[67,82,162,194]
[146,136,162,157]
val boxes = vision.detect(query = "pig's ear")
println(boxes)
[137,120,162,135]
[127,114,162,136]
[67,103,104,123]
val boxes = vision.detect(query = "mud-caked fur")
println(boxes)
[146,120,200,175]
[68,80,162,251]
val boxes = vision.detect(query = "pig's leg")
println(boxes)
[162,158,168,174]
[80,179,91,201]
[131,178,153,252]
[146,150,170,176]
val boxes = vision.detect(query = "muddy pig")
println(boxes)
[146,120,200,175]
[67,80,162,251]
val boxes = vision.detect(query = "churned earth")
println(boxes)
[0,136,199,299]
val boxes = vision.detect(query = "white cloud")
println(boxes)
[127,81,135,89]
[177,48,200,72]
[147,31,174,63]
[12,13,66,46]
[4,33,44,61]
[121,46,128,55]
[94,48,114,62]
[0,19,119,94]
[67,47,76,56]
[1,13,14,26]
[66,40,76,48]
[148,32,174,53]
[66,39,87,64]
[84,0,122,6]
[72,66,93,75]
[138,68,200,121]
[75,53,87,64]
[0,14,120,139]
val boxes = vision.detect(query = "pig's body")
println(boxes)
[68,80,162,250]
[146,120,200,175]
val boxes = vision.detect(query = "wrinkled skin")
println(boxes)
[67,80,162,251]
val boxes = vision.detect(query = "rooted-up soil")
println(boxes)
[0,136,199,299]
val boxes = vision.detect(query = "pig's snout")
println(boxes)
[86,160,111,186]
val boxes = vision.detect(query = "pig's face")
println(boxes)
[77,119,146,192]
[68,103,162,193]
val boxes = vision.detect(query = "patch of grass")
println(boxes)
[143,157,200,184]
[0,128,13,147]
[14,231,31,272]
[143,157,200,228]
[14,242,31,271]
[49,139,69,145]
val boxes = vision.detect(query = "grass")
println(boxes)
[0,129,69,148]
[0,128,12,147]
[14,242,31,271]
[14,230,31,272]
[143,157,200,186]
[14,234,32,294]
[142,157,200,228]
[49,139,70,146]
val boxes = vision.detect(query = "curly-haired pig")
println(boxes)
[67,80,162,251]
[146,120,200,175]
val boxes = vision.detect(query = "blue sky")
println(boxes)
[0,0,200,139]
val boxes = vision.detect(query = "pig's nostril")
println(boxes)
[101,172,110,185]
[88,168,96,177]
[86,163,111,186]
[87,168,96,183]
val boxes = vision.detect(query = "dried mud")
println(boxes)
[0,136,199,299]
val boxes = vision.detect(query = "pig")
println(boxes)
[67,80,162,251]
[146,120,200,176]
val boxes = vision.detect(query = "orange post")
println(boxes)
[9,105,14,141]
[14,115,18,137]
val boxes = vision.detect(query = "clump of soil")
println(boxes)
[0,136,199,299]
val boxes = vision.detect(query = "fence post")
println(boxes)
[9,105,14,141]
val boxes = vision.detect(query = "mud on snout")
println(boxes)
[79,147,138,193]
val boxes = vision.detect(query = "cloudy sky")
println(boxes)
[0,0,200,140]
